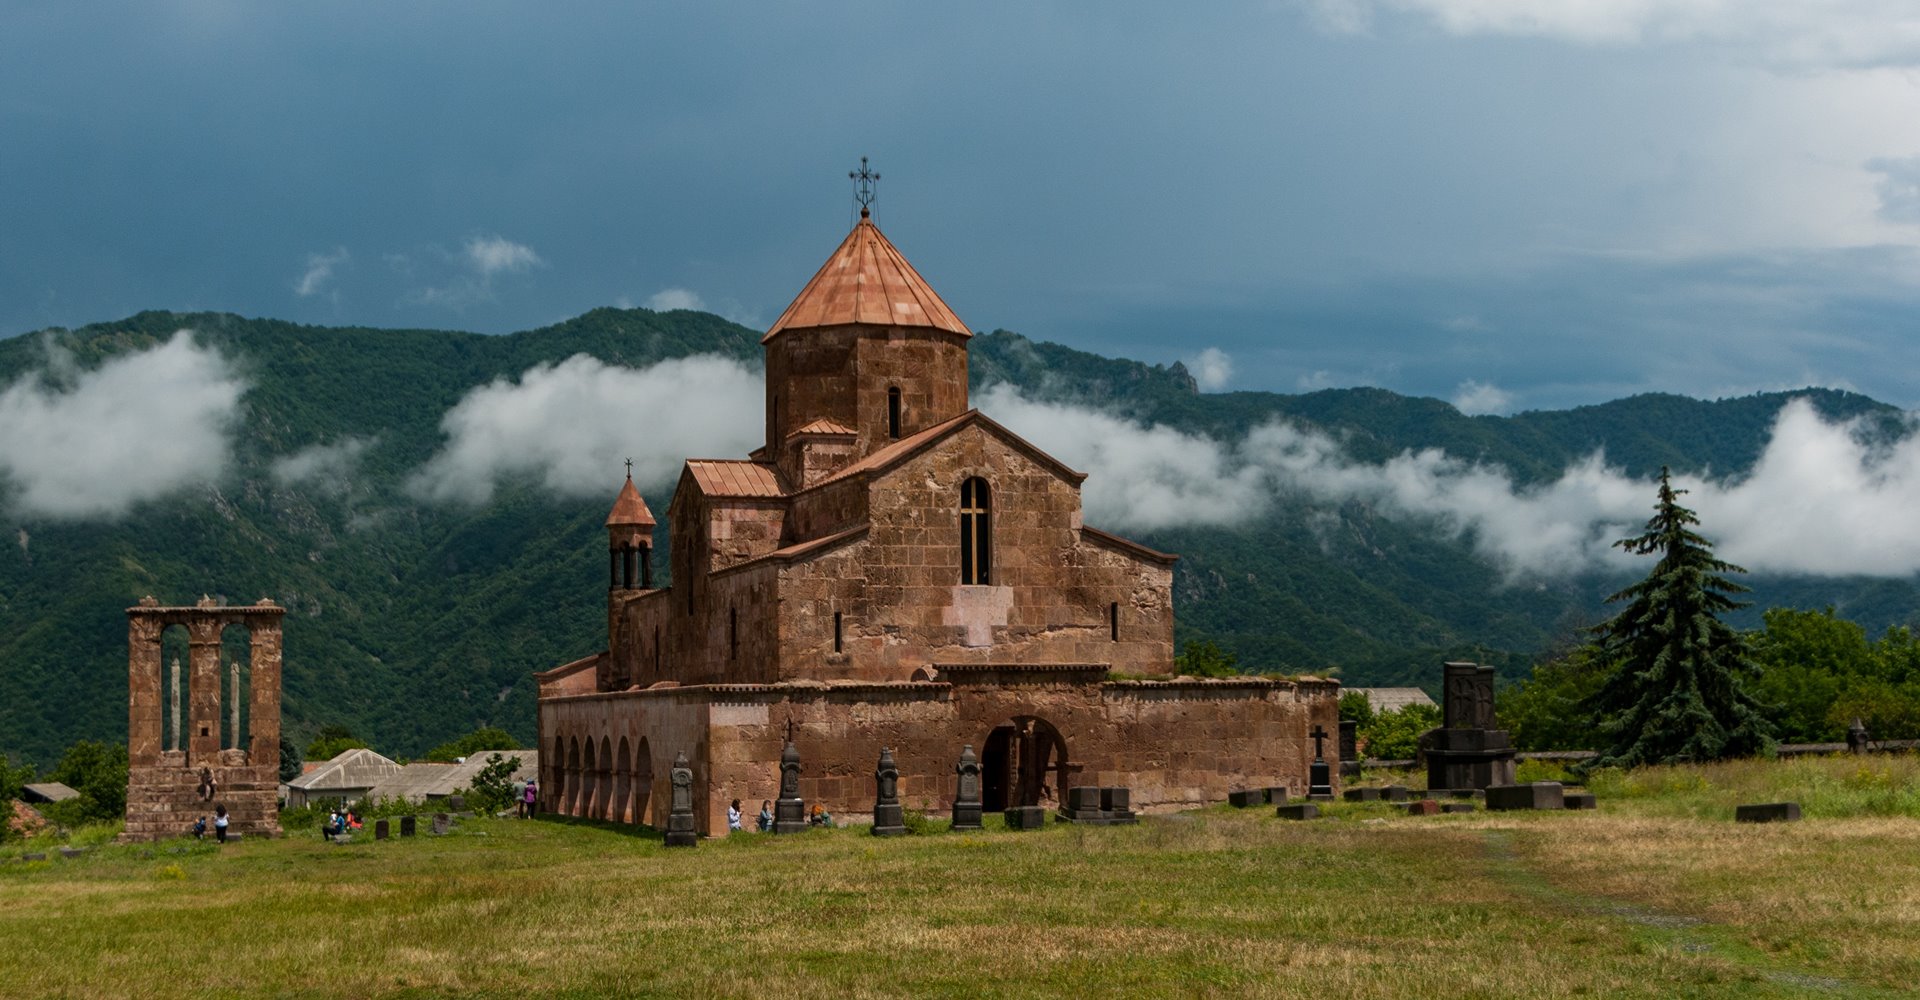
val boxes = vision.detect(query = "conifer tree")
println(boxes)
[1586,468,1772,767]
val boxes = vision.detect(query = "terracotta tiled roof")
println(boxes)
[604,476,656,528]
[685,460,785,498]
[790,418,856,437]
[763,216,970,341]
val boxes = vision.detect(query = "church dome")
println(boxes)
[605,475,656,529]
[762,214,970,342]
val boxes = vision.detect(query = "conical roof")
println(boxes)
[763,214,969,342]
[605,475,656,528]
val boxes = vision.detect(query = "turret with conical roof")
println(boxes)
[606,471,656,591]
[761,201,972,485]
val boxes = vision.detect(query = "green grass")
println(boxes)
[2,756,1918,998]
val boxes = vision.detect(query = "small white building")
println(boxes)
[366,749,539,805]
[1346,687,1439,714]
[283,748,401,808]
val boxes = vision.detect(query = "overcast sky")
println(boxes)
[6,2,1920,412]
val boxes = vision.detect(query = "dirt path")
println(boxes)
[1478,829,1898,998]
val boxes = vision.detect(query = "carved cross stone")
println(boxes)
[1310,725,1329,761]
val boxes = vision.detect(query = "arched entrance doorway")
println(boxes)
[633,738,655,826]
[980,716,1069,812]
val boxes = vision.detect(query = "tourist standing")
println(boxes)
[523,779,538,818]
[728,799,743,832]
[756,799,773,832]
[512,777,527,818]
[213,805,229,843]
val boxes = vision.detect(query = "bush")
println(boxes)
[1174,639,1239,678]
[46,740,128,825]
[1514,759,1576,784]
[1360,704,1439,760]
[1338,690,1374,728]
[458,752,521,814]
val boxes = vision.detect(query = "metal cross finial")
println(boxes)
[624,457,633,479]
[849,156,880,217]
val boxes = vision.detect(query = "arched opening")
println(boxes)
[582,738,598,819]
[598,735,614,821]
[613,736,633,824]
[729,607,738,660]
[160,624,190,755]
[960,477,992,585]
[220,623,252,756]
[887,386,902,438]
[566,736,582,816]
[634,738,655,827]
[549,734,566,813]
[979,716,1068,812]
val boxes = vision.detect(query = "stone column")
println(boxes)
[127,616,164,766]
[187,619,223,762]
[249,614,283,769]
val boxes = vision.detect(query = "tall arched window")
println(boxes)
[887,387,902,439]
[960,477,992,585]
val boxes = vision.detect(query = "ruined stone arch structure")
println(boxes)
[122,596,285,841]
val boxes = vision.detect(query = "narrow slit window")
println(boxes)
[833,611,843,653]
[887,387,902,439]
[959,477,992,585]
[730,607,738,660]
[1110,602,1119,641]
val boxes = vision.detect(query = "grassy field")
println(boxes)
[3,757,1918,999]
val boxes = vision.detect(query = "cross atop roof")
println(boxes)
[624,457,633,480]
[850,156,880,218]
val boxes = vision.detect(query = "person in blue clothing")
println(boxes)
[756,799,773,832]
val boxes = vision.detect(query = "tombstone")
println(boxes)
[1735,802,1801,823]
[400,815,416,837]
[447,794,466,813]
[951,745,984,831]
[1058,785,1111,825]
[1275,803,1318,820]
[1383,785,1411,802]
[1563,792,1597,810]
[58,847,84,859]
[1338,719,1361,779]
[1398,799,1441,816]
[431,813,451,835]
[1486,782,1565,811]
[1343,787,1382,802]
[1440,802,1476,814]
[1101,787,1137,825]
[225,832,243,842]
[664,750,698,847]
[1265,787,1289,805]
[1423,662,1517,792]
[22,853,46,862]
[871,748,907,837]
[1307,726,1335,801]
[1228,789,1266,808]
[772,736,808,835]
[1005,805,1047,830]
[374,819,390,840]
[1847,718,1871,755]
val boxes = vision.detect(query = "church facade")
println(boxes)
[535,204,1338,834]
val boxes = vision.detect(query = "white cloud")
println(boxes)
[1451,379,1513,415]
[646,288,706,312]
[271,436,375,493]
[1183,347,1235,391]
[294,247,349,297]
[409,353,763,504]
[464,235,542,277]
[981,385,1920,580]
[0,332,245,519]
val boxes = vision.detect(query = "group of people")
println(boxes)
[188,805,231,843]
[726,798,833,832]
[509,777,539,818]
[321,807,363,841]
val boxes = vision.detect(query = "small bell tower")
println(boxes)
[606,459,656,592]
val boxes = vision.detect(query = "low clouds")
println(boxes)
[981,385,1920,580]
[294,247,350,297]
[464,235,542,277]
[409,353,762,504]
[408,234,545,308]
[1183,348,1234,392]
[645,288,705,312]
[271,436,376,493]
[0,332,245,519]
[1451,380,1513,416]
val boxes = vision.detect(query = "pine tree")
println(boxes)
[1585,468,1772,767]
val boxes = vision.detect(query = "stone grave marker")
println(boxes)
[375,819,390,840]
[1398,799,1441,816]
[1339,719,1361,779]
[1101,787,1137,824]
[1343,787,1382,802]
[871,747,907,837]
[1440,802,1476,814]
[664,750,698,847]
[773,731,808,835]
[447,795,466,813]
[58,847,84,859]
[1487,782,1565,811]
[951,744,984,831]
[400,815,416,836]
[1266,787,1289,805]
[1307,726,1336,801]
[1383,785,1411,802]
[23,853,46,862]
[1058,785,1111,824]
[1005,805,1046,830]
[1563,792,1597,810]
[431,813,450,835]
[1276,803,1319,820]
[1228,789,1266,808]
[1735,802,1801,823]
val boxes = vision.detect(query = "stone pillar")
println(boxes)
[127,616,164,766]
[248,613,283,768]
[187,618,223,762]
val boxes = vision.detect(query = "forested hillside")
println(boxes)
[1,310,1914,763]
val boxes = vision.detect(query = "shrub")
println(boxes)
[1361,704,1439,760]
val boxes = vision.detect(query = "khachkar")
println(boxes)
[871,747,906,837]
[1423,661,1517,792]
[122,596,286,841]
[951,745,983,831]
[773,733,808,834]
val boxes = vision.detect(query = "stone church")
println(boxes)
[536,197,1337,834]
